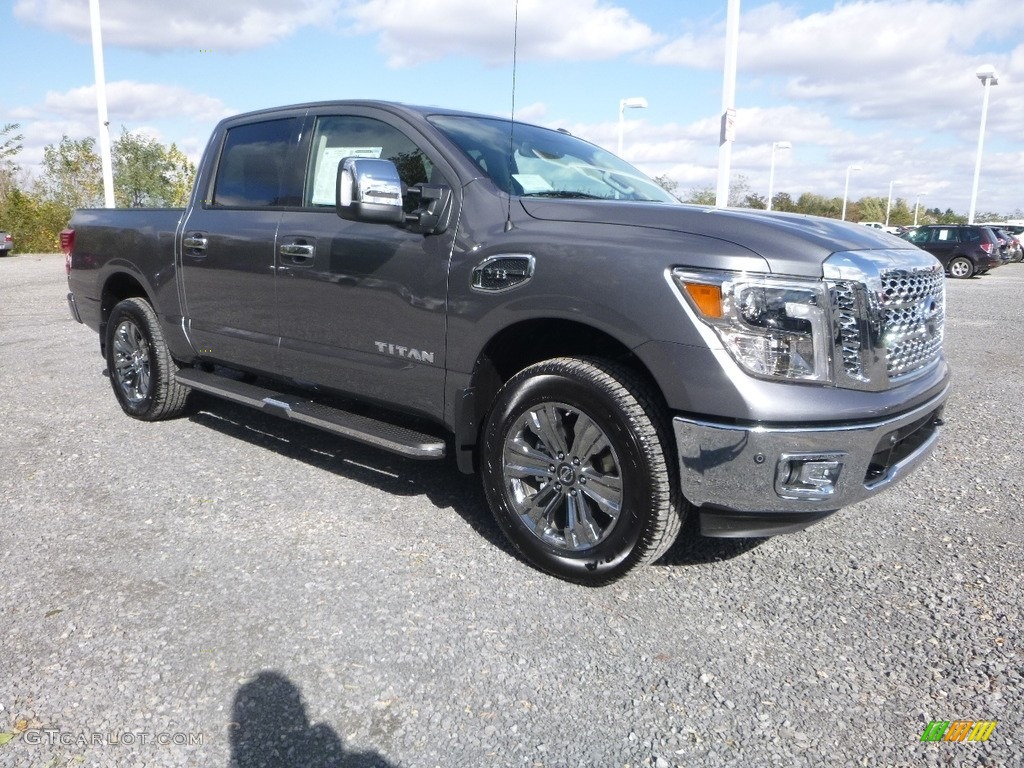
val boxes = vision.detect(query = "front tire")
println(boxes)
[481,358,685,585]
[105,297,190,421]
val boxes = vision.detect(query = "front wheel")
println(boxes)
[105,297,190,421]
[481,358,685,585]
[948,256,974,279]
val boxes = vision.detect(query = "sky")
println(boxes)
[4,0,1023,217]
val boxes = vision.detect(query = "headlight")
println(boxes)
[672,269,832,383]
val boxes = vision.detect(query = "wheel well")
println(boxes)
[99,273,150,354]
[455,318,667,472]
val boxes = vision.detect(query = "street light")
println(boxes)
[885,179,900,227]
[841,164,861,221]
[914,193,927,226]
[766,141,791,211]
[968,64,998,224]
[618,97,648,157]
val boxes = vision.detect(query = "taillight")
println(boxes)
[61,229,75,274]
[980,242,993,254]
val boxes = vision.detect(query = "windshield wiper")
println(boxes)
[521,191,604,200]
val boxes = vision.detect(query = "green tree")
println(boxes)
[771,192,797,212]
[653,174,679,200]
[39,136,103,210]
[683,184,716,205]
[0,188,70,252]
[0,122,24,200]
[682,175,752,206]
[856,197,887,222]
[165,144,196,207]
[743,192,767,209]
[113,128,173,207]
[794,192,838,217]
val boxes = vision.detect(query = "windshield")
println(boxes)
[429,114,678,203]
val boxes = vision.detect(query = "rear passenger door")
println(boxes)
[925,226,960,269]
[179,114,304,373]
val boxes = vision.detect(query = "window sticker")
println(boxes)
[512,174,554,195]
[311,144,383,206]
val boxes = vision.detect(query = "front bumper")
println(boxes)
[673,384,948,537]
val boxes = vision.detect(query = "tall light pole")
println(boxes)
[841,164,861,221]
[89,0,115,208]
[766,141,791,211]
[914,193,927,226]
[617,97,648,157]
[968,64,998,224]
[885,179,900,227]
[715,0,741,208]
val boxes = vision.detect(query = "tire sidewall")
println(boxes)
[482,369,660,583]
[105,299,161,419]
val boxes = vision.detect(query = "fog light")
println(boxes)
[776,453,845,500]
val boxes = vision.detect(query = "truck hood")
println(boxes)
[519,198,915,278]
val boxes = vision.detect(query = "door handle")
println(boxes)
[183,234,208,251]
[280,243,315,263]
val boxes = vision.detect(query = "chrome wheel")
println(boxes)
[502,401,623,551]
[111,318,152,404]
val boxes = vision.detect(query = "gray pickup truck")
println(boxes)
[64,100,949,584]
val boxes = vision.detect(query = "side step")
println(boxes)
[175,368,446,460]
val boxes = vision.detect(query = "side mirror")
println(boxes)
[336,158,405,224]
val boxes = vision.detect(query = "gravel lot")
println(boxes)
[1,252,1021,768]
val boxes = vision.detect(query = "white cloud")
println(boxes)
[13,0,337,51]
[653,0,1024,142]
[343,0,661,67]
[39,81,231,124]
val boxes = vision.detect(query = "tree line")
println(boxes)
[654,174,1018,227]
[0,123,195,253]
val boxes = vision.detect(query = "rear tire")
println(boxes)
[948,256,974,279]
[481,357,685,585]
[105,297,190,421]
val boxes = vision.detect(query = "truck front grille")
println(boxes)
[825,251,945,391]
[878,267,945,380]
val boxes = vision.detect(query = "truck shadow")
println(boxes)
[230,670,396,767]
[186,393,510,553]
[187,394,760,570]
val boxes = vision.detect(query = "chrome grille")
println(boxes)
[830,281,864,381]
[824,250,945,391]
[878,267,945,380]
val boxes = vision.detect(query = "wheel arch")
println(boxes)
[99,272,151,356]
[453,318,668,473]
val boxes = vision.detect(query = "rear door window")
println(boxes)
[213,118,300,208]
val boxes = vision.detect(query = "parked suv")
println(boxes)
[0,230,12,256]
[902,224,1002,278]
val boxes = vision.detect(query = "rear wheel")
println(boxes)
[105,297,190,421]
[481,357,685,585]
[948,256,974,279]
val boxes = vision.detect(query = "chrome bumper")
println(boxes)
[673,385,948,536]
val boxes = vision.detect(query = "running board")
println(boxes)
[175,368,446,460]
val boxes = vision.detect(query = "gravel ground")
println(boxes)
[1,252,1021,768]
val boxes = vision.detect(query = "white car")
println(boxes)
[859,221,901,234]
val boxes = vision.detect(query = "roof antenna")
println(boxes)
[505,0,519,233]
